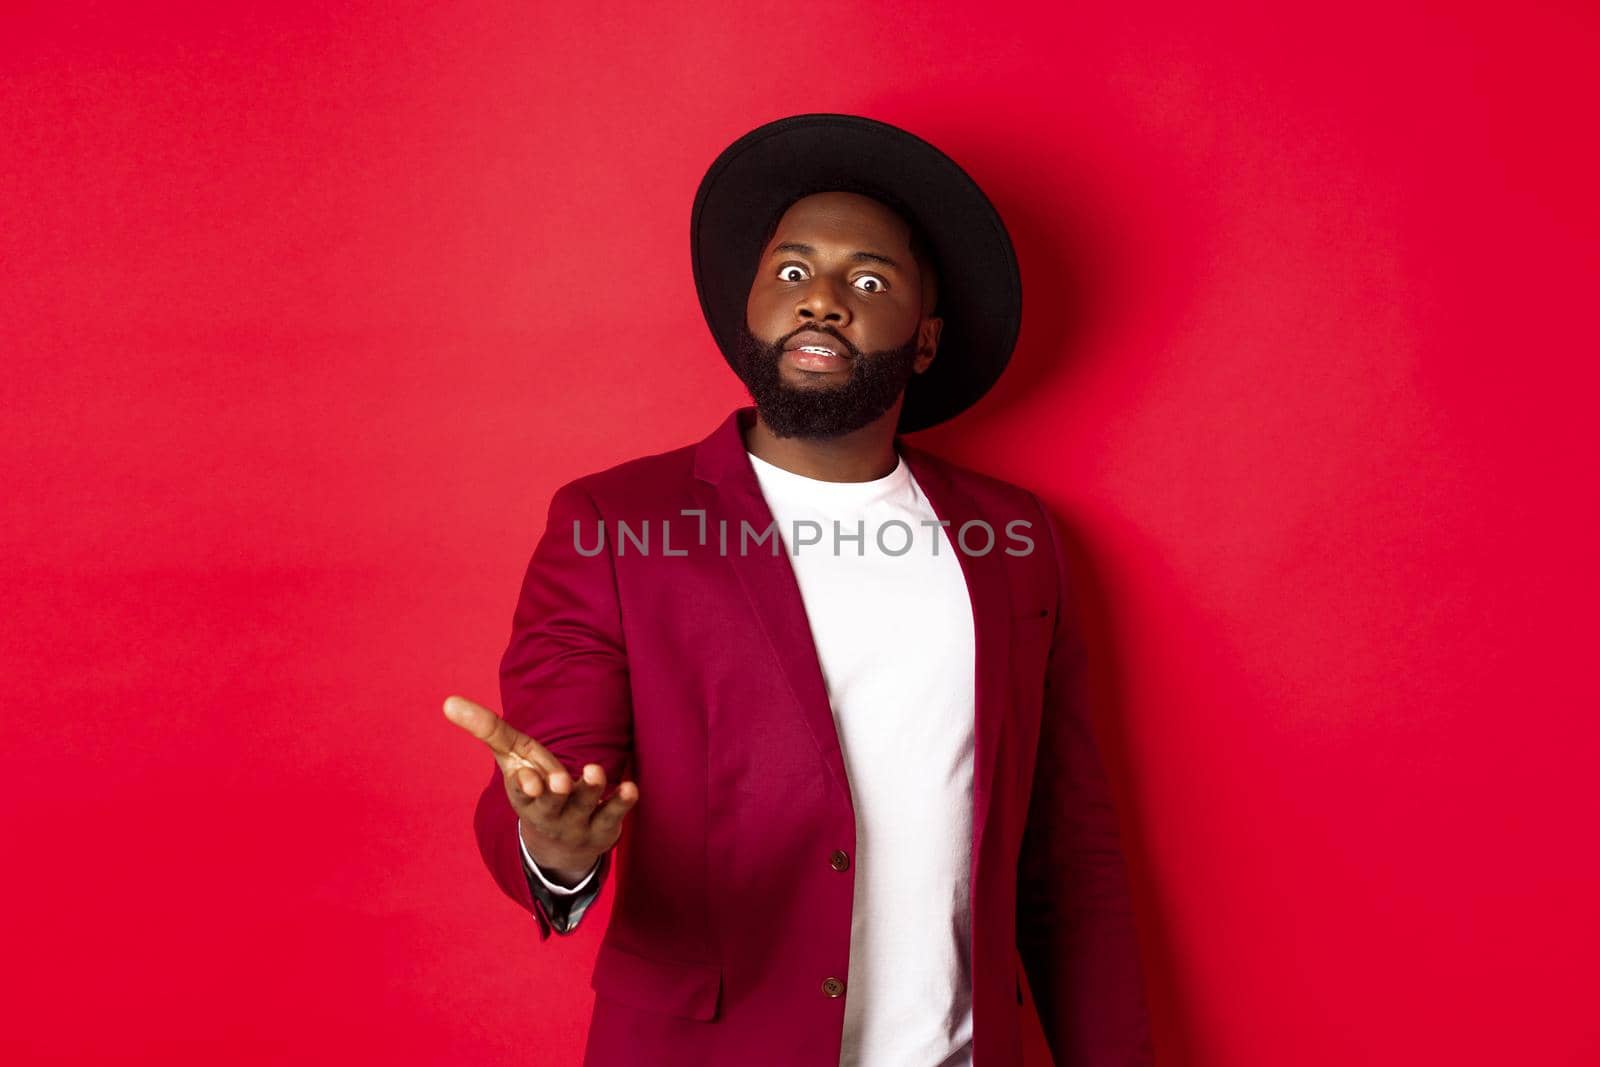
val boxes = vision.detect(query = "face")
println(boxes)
[734,191,942,439]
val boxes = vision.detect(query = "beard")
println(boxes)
[730,323,921,439]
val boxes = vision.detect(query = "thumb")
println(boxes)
[442,695,498,741]
[442,694,557,773]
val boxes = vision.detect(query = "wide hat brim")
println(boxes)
[690,113,1021,434]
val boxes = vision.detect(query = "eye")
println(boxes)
[775,264,887,293]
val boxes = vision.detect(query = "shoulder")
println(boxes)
[901,443,1047,518]
[901,445,1069,578]
[548,439,700,516]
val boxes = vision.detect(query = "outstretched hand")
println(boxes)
[443,694,637,884]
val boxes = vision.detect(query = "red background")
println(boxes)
[3,3,1596,1064]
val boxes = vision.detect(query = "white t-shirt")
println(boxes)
[523,446,979,1067]
[747,446,977,1067]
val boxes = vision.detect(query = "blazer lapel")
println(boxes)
[691,408,1016,875]
[691,409,854,806]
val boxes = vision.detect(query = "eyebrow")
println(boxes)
[770,241,902,270]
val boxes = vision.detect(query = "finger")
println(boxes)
[507,766,562,840]
[588,779,640,839]
[510,765,547,801]
[442,695,560,774]
[561,763,608,819]
[523,762,579,821]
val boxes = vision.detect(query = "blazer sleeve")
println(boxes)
[472,480,634,942]
[1016,493,1155,1065]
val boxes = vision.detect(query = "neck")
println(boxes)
[741,405,902,482]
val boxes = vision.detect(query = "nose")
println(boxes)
[794,275,852,330]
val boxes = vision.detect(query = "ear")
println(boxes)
[913,315,943,375]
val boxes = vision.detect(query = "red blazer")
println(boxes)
[472,405,1154,1066]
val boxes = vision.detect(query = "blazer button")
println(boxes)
[821,976,846,997]
[829,849,850,871]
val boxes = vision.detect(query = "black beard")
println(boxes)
[731,323,921,439]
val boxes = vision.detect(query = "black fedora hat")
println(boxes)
[690,113,1022,434]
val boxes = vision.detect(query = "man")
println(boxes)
[444,113,1154,1066]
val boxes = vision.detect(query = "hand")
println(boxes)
[442,694,638,882]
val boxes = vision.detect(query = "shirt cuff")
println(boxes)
[519,823,603,896]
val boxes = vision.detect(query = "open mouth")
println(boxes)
[785,347,850,372]
[783,330,851,372]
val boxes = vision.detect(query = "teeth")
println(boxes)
[798,346,836,355]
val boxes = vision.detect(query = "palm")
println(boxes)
[443,694,638,869]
